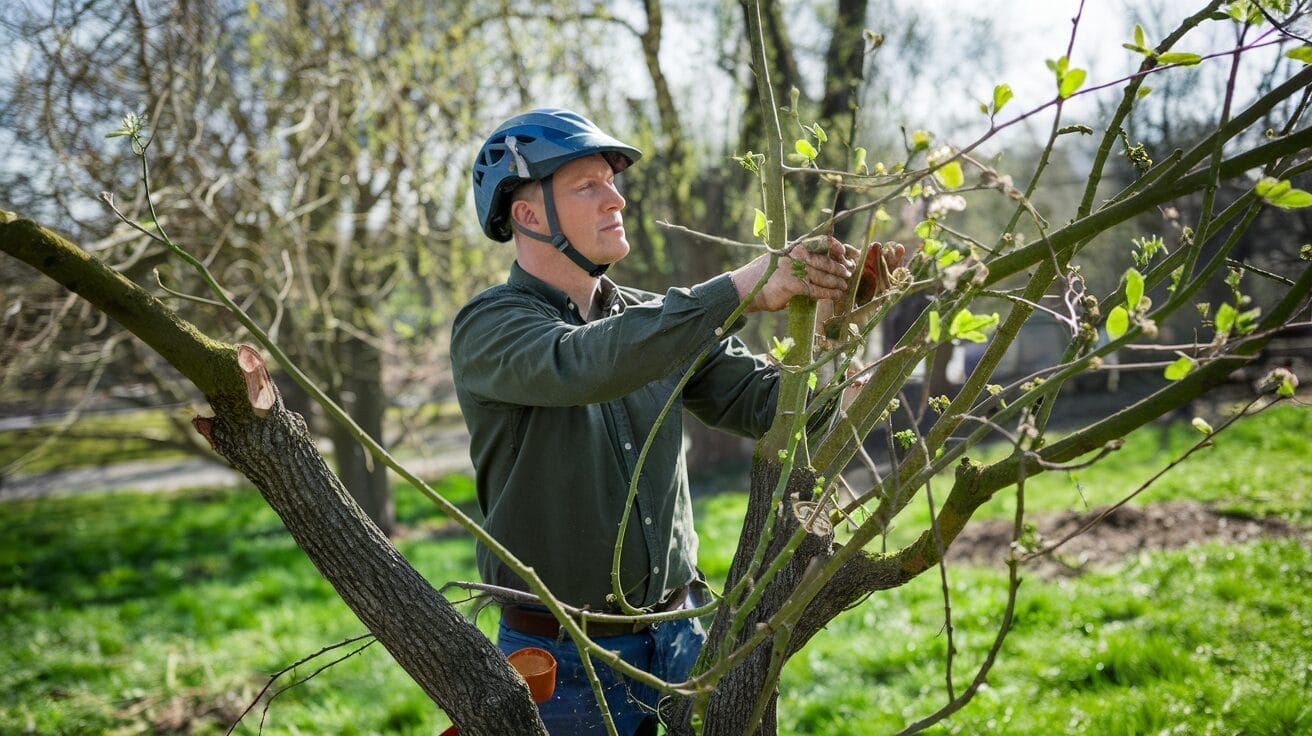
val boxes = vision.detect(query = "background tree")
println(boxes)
[2,0,526,530]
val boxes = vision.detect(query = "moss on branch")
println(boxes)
[0,211,245,413]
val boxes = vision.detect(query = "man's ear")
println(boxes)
[510,198,540,229]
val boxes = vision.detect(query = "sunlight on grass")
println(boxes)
[776,539,1312,735]
[1,405,1308,734]
[852,402,1312,550]
[0,478,479,735]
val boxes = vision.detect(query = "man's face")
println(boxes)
[539,154,629,266]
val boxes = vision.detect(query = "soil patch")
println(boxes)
[946,500,1306,579]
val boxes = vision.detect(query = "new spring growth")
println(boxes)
[1265,367,1298,398]
[893,429,916,449]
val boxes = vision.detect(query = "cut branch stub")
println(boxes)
[237,345,276,416]
[192,416,216,449]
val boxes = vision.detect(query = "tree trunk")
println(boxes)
[0,212,545,735]
[816,0,869,224]
[206,392,538,734]
[330,328,395,535]
[668,459,834,735]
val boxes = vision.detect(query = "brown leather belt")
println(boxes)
[502,586,688,639]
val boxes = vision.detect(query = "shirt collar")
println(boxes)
[508,261,623,318]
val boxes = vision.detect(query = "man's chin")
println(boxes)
[600,237,630,264]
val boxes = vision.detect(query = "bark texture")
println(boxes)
[208,394,538,735]
[668,460,832,735]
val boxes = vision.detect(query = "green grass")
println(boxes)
[0,476,487,735]
[861,401,1312,550]
[1,404,1309,734]
[776,539,1312,735]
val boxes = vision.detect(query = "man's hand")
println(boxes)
[731,237,857,313]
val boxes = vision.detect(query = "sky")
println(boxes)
[646,0,1293,157]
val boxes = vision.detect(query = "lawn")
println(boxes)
[1,403,1308,734]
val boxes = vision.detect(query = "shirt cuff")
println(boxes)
[690,272,749,335]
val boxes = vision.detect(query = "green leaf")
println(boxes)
[1255,177,1285,198]
[1137,86,1153,99]
[1235,306,1262,334]
[911,130,930,150]
[874,206,891,222]
[1164,356,1196,381]
[1215,302,1237,333]
[1286,45,1312,63]
[992,83,1013,114]
[770,336,795,361]
[1125,268,1145,311]
[795,138,818,160]
[853,147,868,173]
[1106,306,1129,339]
[1059,67,1087,98]
[928,310,941,342]
[935,161,964,189]
[1134,23,1146,49]
[921,238,943,256]
[1156,52,1202,65]
[807,372,818,391]
[948,308,999,343]
[813,123,828,143]
[1269,189,1312,210]
[915,220,937,239]
[1278,375,1297,397]
[1257,177,1312,209]
[753,208,768,239]
[937,249,963,268]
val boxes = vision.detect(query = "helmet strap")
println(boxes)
[510,176,609,278]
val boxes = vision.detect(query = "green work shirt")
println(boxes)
[450,262,779,610]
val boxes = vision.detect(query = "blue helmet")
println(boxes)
[472,109,642,260]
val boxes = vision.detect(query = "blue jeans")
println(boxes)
[497,614,705,735]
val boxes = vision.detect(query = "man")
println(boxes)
[450,108,857,734]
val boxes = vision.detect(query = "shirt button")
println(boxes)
[644,516,652,525]
[652,566,660,574]
[624,442,633,451]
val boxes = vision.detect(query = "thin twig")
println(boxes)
[1226,258,1298,287]
[226,633,374,736]
[257,638,378,735]
[152,268,227,306]
[655,219,766,250]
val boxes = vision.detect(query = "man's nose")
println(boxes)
[605,183,625,212]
